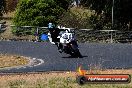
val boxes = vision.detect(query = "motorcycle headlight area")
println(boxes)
[60,33,75,43]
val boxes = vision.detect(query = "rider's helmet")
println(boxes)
[48,23,55,29]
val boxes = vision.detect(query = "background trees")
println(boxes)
[12,0,72,35]
[80,0,132,30]
[13,0,132,30]
[5,0,18,12]
[0,0,6,17]
[13,0,72,27]
[1,0,132,42]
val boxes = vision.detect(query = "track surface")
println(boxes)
[0,41,132,73]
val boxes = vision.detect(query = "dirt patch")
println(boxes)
[0,54,29,69]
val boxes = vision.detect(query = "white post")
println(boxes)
[112,0,114,27]
[0,24,2,30]
[110,31,113,43]
[111,0,114,43]
[36,27,39,41]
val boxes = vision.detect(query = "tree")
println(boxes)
[12,0,72,35]
[80,0,109,15]
[80,0,112,30]
[5,0,18,12]
[0,0,6,16]
[54,0,73,10]
[114,0,132,30]
[13,0,72,27]
[80,0,132,30]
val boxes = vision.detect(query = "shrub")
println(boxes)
[58,7,93,29]
[13,0,66,35]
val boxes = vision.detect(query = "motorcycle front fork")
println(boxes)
[55,42,63,50]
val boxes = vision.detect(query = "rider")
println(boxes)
[48,23,63,52]
[48,23,59,42]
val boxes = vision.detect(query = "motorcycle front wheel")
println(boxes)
[70,44,83,58]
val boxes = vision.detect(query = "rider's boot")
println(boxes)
[55,43,63,53]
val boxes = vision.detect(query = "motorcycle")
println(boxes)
[48,27,82,58]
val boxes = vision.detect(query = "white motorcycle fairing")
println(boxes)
[47,32,55,44]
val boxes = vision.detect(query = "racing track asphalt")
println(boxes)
[0,41,132,73]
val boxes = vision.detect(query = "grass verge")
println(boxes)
[0,70,132,88]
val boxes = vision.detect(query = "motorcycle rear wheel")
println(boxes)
[70,44,83,58]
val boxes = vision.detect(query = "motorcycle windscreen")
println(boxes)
[60,33,75,43]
